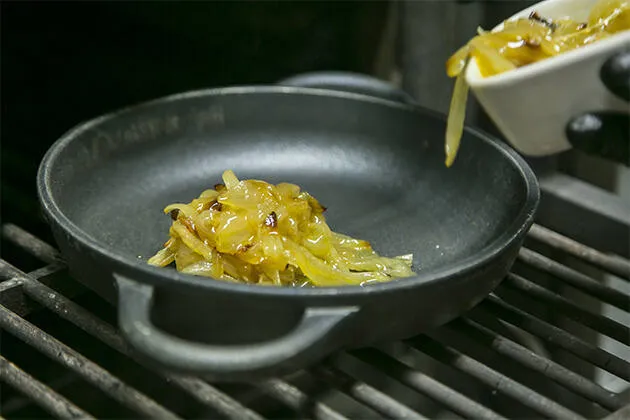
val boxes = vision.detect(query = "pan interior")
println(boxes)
[46,91,530,277]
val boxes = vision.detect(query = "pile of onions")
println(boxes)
[148,170,414,287]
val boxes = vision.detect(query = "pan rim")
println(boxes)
[37,85,540,298]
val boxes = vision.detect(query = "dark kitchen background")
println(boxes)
[1,0,541,249]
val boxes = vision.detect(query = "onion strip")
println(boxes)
[445,58,470,168]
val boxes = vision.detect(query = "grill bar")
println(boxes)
[2,224,60,264]
[0,354,95,419]
[28,262,67,280]
[446,318,624,411]
[1,222,628,419]
[501,274,630,345]
[408,336,585,420]
[0,302,181,419]
[257,378,349,420]
[605,405,630,420]
[518,248,630,311]
[2,261,265,420]
[476,296,630,382]
[1,226,425,420]
[528,224,630,279]
[352,349,507,420]
[168,377,263,420]
[312,363,427,420]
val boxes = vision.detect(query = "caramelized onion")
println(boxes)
[148,170,415,287]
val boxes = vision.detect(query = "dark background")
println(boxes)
[1,1,390,245]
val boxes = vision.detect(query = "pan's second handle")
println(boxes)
[278,71,416,105]
[115,275,358,381]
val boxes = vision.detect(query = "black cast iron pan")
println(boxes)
[37,72,539,382]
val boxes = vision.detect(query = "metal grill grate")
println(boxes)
[1,222,628,419]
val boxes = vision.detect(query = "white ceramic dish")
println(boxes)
[466,0,630,157]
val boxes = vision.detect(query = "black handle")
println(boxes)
[566,50,630,166]
[566,112,629,165]
[600,49,630,102]
[115,274,359,381]
[277,71,416,105]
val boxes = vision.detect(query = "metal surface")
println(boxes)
[407,335,584,420]
[1,222,629,418]
[473,297,630,382]
[352,348,507,420]
[526,224,630,279]
[441,318,623,411]
[517,248,629,310]
[310,363,427,420]
[256,379,349,420]
[500,273,629,344]
[0,355,94,420]
[0,299,181,420]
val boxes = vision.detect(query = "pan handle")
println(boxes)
[114,274,359,380]
[278,71,416,105]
